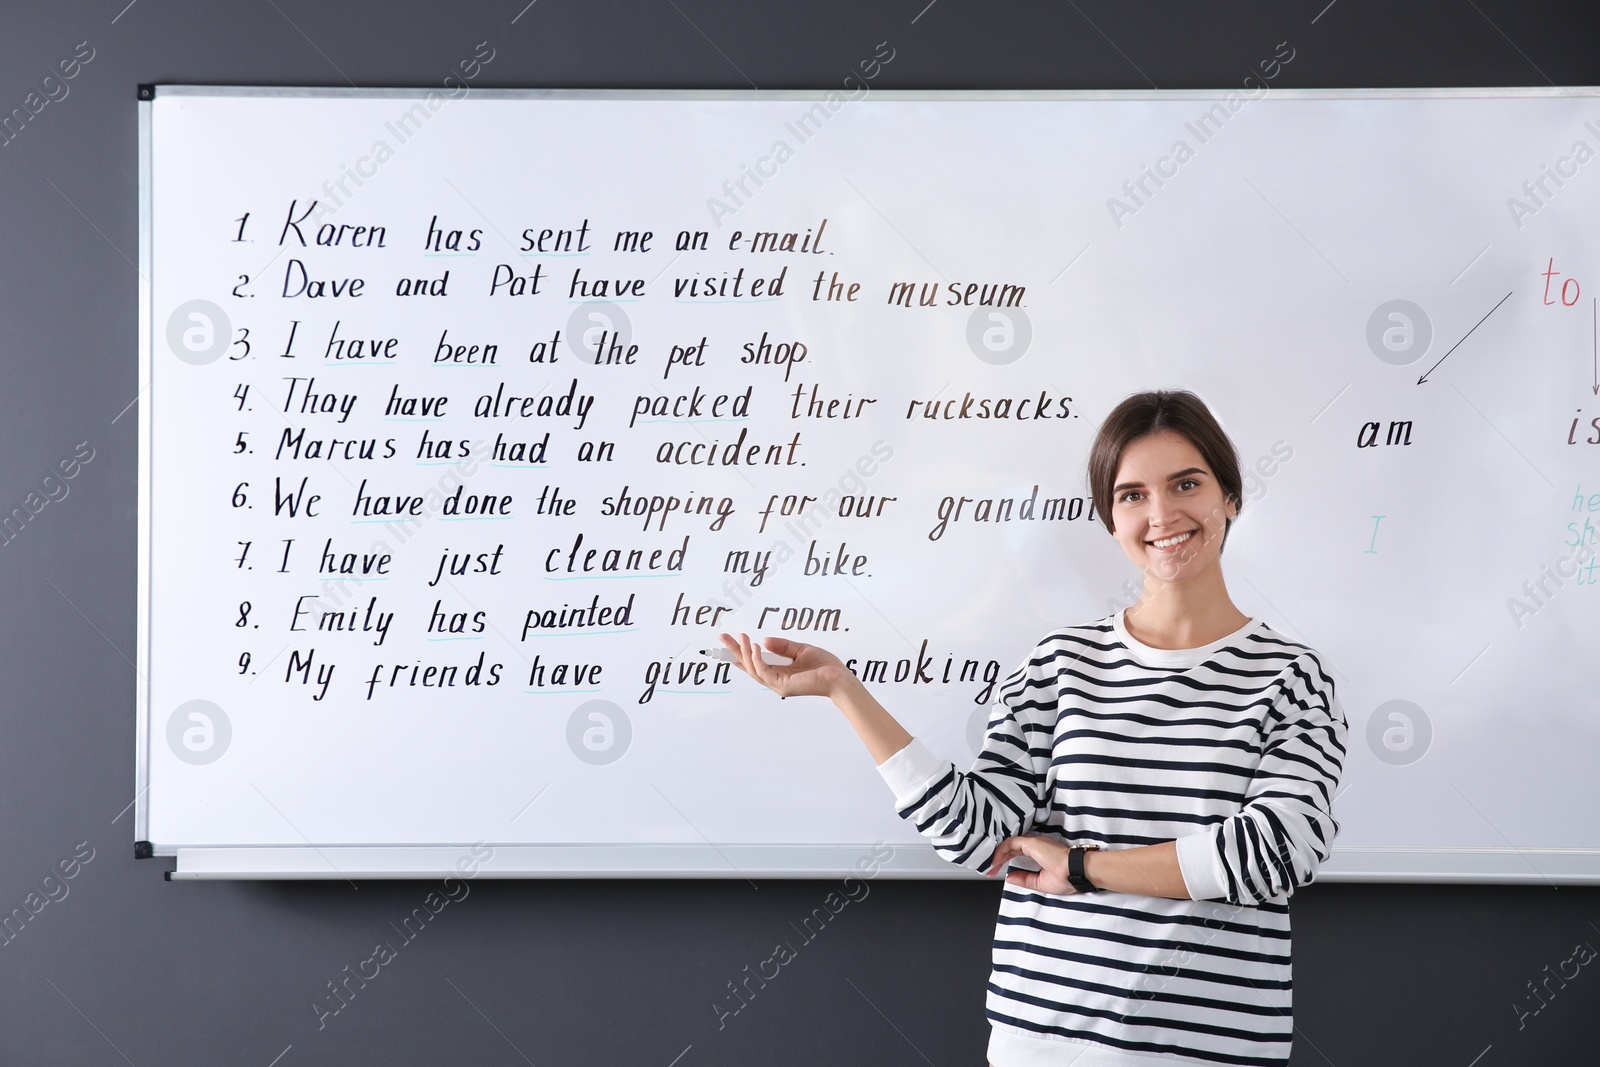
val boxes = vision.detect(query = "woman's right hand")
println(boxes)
[716,632,850,701]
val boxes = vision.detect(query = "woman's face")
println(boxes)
[1109,430,1236,585]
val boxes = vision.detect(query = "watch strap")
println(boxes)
[1067,845,1100,893]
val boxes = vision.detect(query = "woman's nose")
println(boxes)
[1146,495,1179,527]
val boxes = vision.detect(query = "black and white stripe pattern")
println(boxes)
[875,611,1347,1066]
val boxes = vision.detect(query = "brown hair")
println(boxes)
[1087,390,1244,553]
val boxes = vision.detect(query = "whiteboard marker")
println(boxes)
[700,647,795,666]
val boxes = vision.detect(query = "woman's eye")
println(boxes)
[1121,480,1200,503]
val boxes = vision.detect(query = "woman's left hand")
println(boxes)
[986,834,1078,894]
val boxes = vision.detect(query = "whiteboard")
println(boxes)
[137,86,1600,881]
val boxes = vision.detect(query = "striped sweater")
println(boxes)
[875,609,1347,1066]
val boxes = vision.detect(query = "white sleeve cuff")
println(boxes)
[874,738,952,807]
[1176,828,1230,901]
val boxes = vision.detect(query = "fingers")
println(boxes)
[751,633,783,671]
[1005,869,1039,891]
[740,633,758,678]
[728,632,761,681]
[985,844,1024,870]
[992,841,1037,885]
[988,839,1020,876]
[989,835,1081,894]
[741,632,781,695]
[716,632,789,699]
[989,836,1059,876]
[716,633,751,676]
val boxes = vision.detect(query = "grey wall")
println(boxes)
[1,1,1596,1063]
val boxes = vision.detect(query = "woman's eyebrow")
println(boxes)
[1113,467,1206,493]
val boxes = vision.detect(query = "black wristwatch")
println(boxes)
[1067,844,1101,893]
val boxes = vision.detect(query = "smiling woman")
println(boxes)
[1088,388,1248,599]
[719,389,1349,1067]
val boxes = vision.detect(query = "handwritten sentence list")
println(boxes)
[183,204,1099,709]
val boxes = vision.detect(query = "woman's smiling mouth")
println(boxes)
[1147,530,1195,551]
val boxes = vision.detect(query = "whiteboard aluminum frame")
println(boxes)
[142,85,1600,101]
[135,94,154,850]
[138,84,1600,881]
[158,845,1600,883]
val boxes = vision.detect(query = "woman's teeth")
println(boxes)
[1150,531,1193,549]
